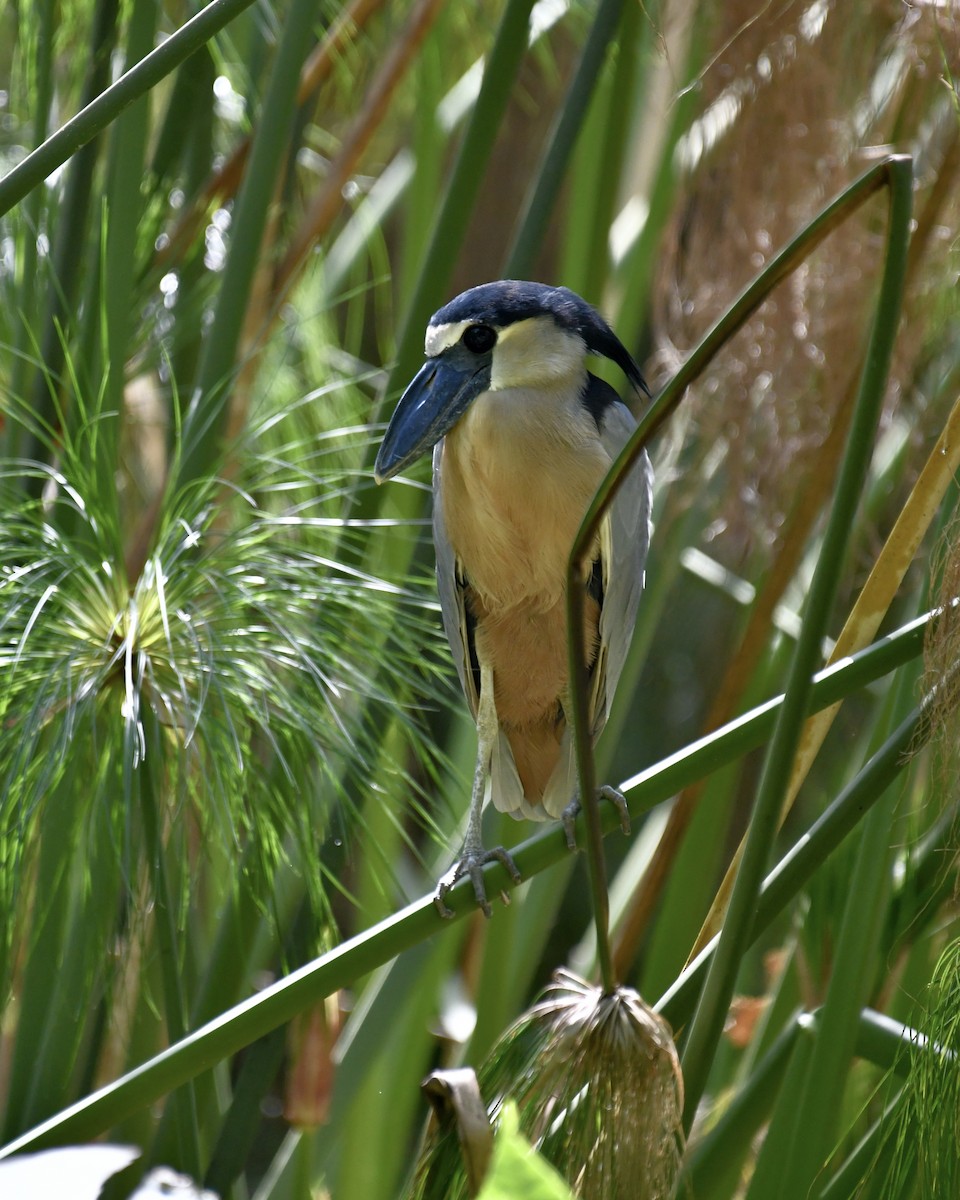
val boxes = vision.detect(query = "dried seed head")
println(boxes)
[483,969,684,1200]
[406,970,684,1200]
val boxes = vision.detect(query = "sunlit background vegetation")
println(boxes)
[1,0,959,1196]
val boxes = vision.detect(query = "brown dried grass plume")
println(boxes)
[407,970,683,1200]
[650,0,957,556]
[483,969,683,1200]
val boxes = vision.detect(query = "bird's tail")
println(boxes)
[490,724,577,822]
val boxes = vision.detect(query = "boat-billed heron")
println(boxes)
[375,280,652,917]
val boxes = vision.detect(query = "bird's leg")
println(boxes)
[435,663,522,919]
[561,784,631,851]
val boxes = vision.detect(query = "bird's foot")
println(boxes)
[562,784,631,851]
[434,845,523,920]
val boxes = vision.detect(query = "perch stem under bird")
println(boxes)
[376,281,652,920]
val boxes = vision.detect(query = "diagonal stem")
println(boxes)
[565,152,913,1070]
[677,155,913,1127]
[0,0,260,219]
[0,607,931,1159]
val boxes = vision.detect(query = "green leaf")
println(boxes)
[476,1104,574,1200]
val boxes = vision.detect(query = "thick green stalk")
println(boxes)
[386,0,536,398]
[683,1008,921,1200]
[23,0,120,470]
[503,0,624,279]
[148,45,217,196]
[566,686,615,990]
[0,773,84,1139]
[560,0,643,302]
[176,0,322,486]
[612,13,704,349]
[680,1016,802,1198]
[0,611,928,1157]
[398,19,444,300]
[748,683,914,1199]
[0,0,260,219]
[15,781,123,1137]
[93,0,160,490]
[330,936,464,1199]
[203,1027,287,1195]
[135,716,201,1178]
[658,696,925,1031]
[2,0,57,460]
[678,155,912,1126]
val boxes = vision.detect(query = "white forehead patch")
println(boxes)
[425,320,472,358]
[423,313,586,391]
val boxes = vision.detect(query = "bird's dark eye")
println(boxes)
[462,324,497,354]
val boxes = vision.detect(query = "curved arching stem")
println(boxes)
[565,154,914,1019]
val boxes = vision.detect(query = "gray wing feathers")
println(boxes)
[433,441,530,818]
[490,729,532,819]
[540,401,651,820]
[540,726,580,821]
[593,401,653,737]
[432,442,478,718]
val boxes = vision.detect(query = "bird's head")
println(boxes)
[374,280,647,482]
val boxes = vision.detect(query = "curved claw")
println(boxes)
[561,801,580,852]
[599,784,632,836]
[434,845,522,920]
[562,785,632,850]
